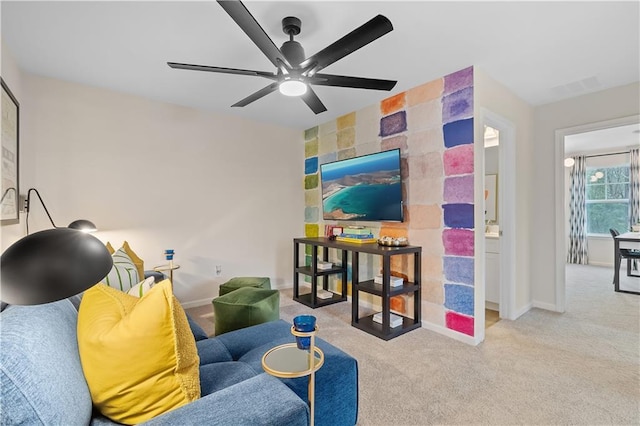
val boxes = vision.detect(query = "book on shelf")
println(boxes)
[339,232,374,239]
[372,312,403,328]
[344,227,372,235]
[316,289,334,299]
[335,236,377,244]
[317,260,333,270]
[374,275,404,287]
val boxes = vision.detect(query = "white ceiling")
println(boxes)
[2,1,639,131]
[565,123,640,156]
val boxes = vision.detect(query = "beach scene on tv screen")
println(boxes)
[321,150,403,222]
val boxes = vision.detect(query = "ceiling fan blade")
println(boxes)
[231,82,279,107]
[167,62,277,80]
[309,74,397,91]
[301,87,327,114]
[300,15,393,75]
[217,0,292,70]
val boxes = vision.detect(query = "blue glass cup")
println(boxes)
[165,249,174,261]
[293,315,316,350]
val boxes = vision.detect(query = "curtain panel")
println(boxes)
[629,148,639,271]
[567,156,588,264]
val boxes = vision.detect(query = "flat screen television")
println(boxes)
[320,149,404,222]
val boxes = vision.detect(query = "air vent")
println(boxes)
[550,76,601,98]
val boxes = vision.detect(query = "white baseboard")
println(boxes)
[532,300,560,312]
[588,261,612,267]
[181,282,291,309]
[512,302,533,319]
[181,298,215,309]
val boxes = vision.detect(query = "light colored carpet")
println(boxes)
[186,264,639,425]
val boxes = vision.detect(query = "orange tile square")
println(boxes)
[381,92,406,115]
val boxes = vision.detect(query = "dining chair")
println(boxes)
[609,228,640,280]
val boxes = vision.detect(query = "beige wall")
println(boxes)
[532,82,640,308]
[4,70,304,306]
[474,67,535,317]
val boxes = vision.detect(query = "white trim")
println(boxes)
[531,300,558,312]
[554,114,640,313]
[588,261,612,267]
[181,298,215,309]
[482,109,518,321]
[512,302,533,319]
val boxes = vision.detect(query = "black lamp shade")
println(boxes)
[0,228,113,305]
[68,219,98,232]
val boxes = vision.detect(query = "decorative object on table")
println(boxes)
[336,227,377,244]
[154,249,180,283]
[293,315,316,350]
[377,236,408,246]
[316,289,334,300]
[0,228,112,305]
[316,260,333,270]
[373,312,403,328]
[374,274,404,287]
[24,188,98,235]
[1,78,19,226]
[324,225,343,237]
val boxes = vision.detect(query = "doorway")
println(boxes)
[482,110,517,323]
[555,115,640,309]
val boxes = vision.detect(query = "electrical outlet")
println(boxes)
[215,265,222,276]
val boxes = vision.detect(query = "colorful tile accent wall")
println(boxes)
[303,66,476,338]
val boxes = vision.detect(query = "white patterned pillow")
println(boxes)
[127,277,156,297]
[102,248,139,292]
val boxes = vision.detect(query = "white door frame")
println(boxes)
[554,114,640,312]
[482,109,517,321]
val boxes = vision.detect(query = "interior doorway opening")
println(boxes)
[554,115,640,311]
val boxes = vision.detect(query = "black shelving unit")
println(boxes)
[293,237,422,340]
[293,238,348,308]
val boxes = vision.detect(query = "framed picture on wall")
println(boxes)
[484,174,497,223]
[1,78,20,226]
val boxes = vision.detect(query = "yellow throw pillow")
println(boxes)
[122,241,144,282]
[77,280,200,424]
[105,241,115,254]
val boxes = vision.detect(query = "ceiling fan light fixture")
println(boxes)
[279,79,307,97]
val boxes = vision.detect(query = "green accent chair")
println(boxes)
[213,287,280,336]
[219,276,271,296]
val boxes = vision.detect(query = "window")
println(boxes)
[586,164,629,235]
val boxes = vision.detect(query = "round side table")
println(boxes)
[261,326,324,426]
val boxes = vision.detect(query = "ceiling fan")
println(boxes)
[168,0,397,114]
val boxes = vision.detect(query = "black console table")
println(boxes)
[293,237,422,340]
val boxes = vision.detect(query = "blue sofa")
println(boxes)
[0,297,358,425]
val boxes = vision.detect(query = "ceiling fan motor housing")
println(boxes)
[281,40,305,66]
[281,17,305,66]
